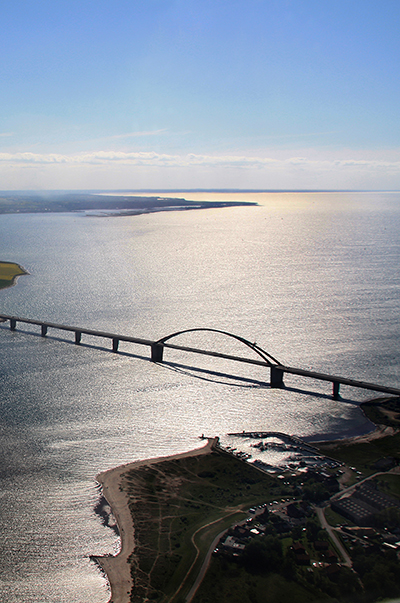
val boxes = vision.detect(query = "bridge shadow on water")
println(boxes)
[1,325,152,363]
[1,325,360,405]
[157,360,361,405]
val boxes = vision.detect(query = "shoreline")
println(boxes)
[93,438,217,603]
[312,423,399,449]
[313,396,400,448]
[0,261,29,291]
[92,416,396,602]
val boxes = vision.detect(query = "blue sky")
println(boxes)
[1,0,399,190]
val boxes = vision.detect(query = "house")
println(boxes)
[324,549,338,563]
[222,535,245,552]
[292,541,310,565]
[331,496,375,526]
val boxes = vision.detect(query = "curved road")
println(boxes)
[185,526,230,602]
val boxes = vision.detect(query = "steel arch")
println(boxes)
[155,327,280,367]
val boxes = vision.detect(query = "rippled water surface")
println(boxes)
[1,192,400,601]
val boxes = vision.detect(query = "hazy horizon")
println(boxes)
[1,1,400,190]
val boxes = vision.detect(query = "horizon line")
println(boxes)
[0,188,399,194]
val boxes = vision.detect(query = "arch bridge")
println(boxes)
[1,314,400,400]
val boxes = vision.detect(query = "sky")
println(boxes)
[0,0,400,190]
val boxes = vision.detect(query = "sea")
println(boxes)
[0,191,399,602]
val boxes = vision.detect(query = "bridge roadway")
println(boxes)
[1,313,400,400]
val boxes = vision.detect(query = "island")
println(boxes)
[0,261,28,290]
[0,192,257,217]
[93,396,400,603]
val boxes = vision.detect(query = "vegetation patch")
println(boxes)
[360,397,400,428]
[0,261,28,290]
[315,431,400,474]
[122,447,276,603]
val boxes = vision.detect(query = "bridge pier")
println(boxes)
[270,366,284,388]
[75,331,81,345]
[151,343,164,362]
[41,324,48,337]
[112,338,119,353]
[333,381,340,400]
[10,318,16,331]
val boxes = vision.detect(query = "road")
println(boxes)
[185,507,266,602]
[185,526,230,603]
[315,506,352,567]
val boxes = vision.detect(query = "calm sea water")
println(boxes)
[0,191,400,602]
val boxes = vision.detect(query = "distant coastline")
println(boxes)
[0,192,257,216]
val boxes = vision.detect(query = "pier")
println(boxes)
[1,314,399,400]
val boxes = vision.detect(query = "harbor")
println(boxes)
[219,431,342,475]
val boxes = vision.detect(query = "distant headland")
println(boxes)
[0,262,28,290]
[0,191,257,217]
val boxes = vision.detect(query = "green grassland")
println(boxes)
[122,448,280,603]
[0,261,28,290]
[316,432,400,474]
[192,561,320,603]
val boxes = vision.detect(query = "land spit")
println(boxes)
[93,439,216,603]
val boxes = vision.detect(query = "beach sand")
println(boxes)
[93,438,217,603]
[313,424,399,449]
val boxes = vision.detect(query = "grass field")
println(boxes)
[316,433,400,474]
[0,261,28,290]
[122,447,279,603]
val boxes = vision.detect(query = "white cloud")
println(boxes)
[0,150,399,174]
[0,148,400,190]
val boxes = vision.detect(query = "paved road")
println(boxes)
[185,526,230,602]
[315,506,352,567]
[185,507,265,602]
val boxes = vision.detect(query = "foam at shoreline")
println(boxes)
[93,438,216,603]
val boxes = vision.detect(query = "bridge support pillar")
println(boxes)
[270,366,284,388]
[41,324,48,337]
[112,338,119,353]
[333,381,340,400]
[10,318,16,331]
[75,331,81,345]
[151,343,164,362]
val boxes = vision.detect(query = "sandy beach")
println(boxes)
[94,438,217,603]
[313,424,399,449]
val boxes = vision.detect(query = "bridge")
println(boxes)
[1,314,399,400]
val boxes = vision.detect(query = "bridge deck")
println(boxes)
[1,314,399,398]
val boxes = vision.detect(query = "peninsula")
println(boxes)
[94,397,400,603]
[0,192,257,216]
[0,261,28,290]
